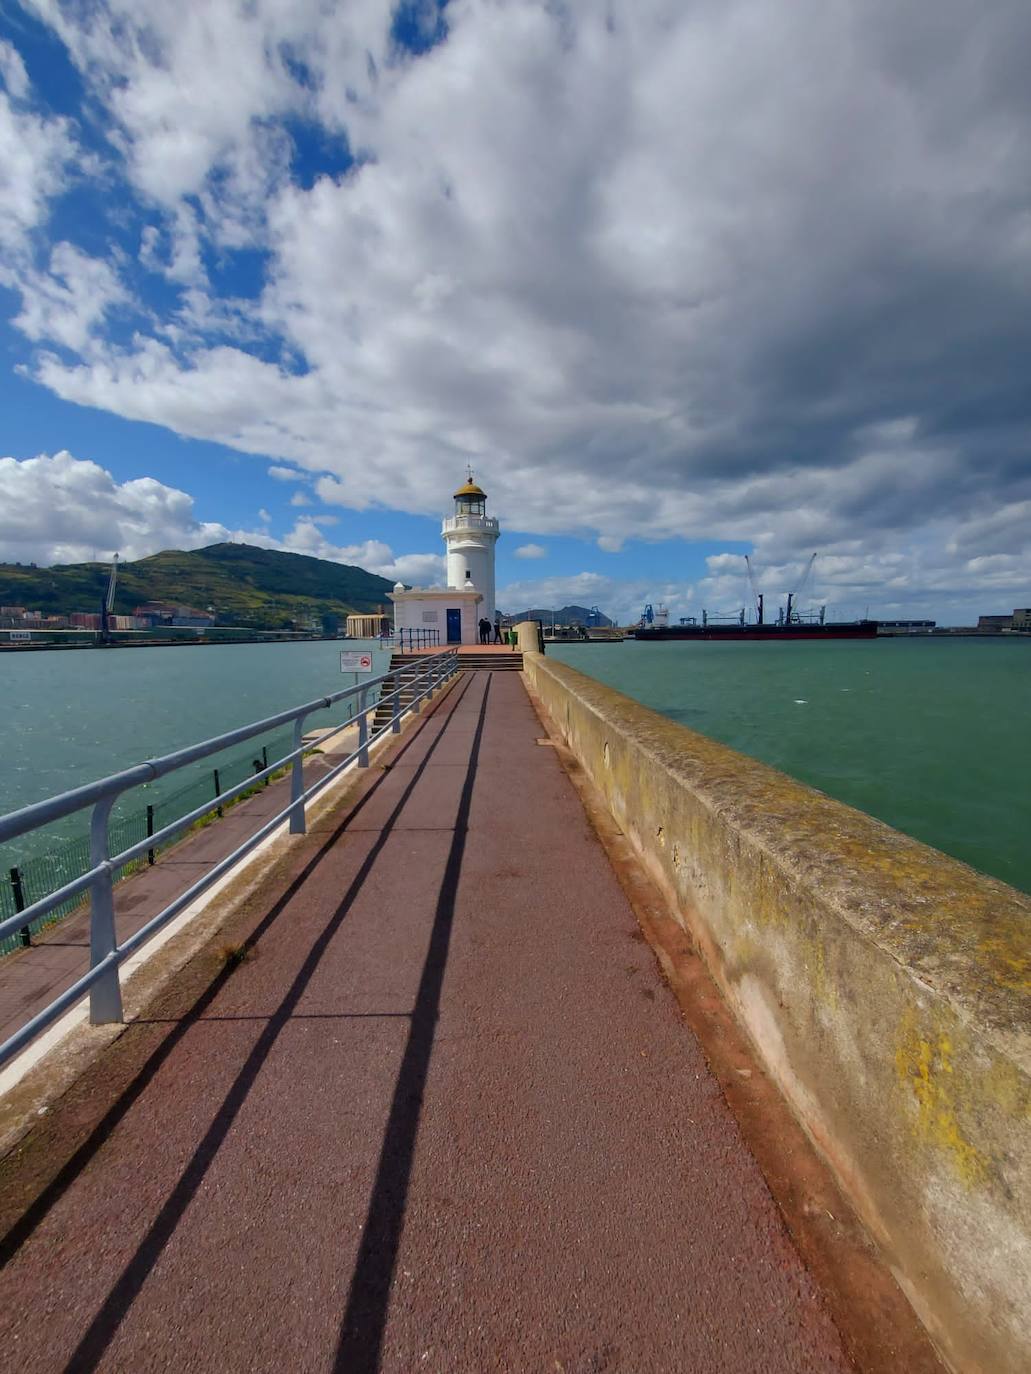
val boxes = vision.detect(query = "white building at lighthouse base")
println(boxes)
[389,582,484,647]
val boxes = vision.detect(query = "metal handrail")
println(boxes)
[386,628,442,651]
[0,648,459,1068]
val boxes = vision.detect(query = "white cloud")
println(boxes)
[20,0,386,237]
[257,522,446,585]
[0,84,76,255]
[314,475,374,513]
[268,464,307,482]
[0,451,230,564]
[385,552,448,586]
[0,452,442,589]
[0,40,30,101]
[514,542,547,559]
[5,1,1031,619]
[11,243,129,354]
[139,206,206,287]
[499,531,1031,624]
[500,571,615,612]
[0,451,1023,624]
[289,489,312,506]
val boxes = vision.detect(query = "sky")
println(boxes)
[1,0,1029,626]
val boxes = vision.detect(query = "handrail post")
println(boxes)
[11,866,30,947]
[89,796,123,1024]
[289,716,307,834]
[146,803,155,865]
[358,689,369,767]
[391,675,402,733]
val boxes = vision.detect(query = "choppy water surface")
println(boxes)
[0,640,392,864]
[1,636,1029,895]
[549,637,1031,895]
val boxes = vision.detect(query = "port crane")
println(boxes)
[740,552,826,626]
[648,552,829,631]
[791,553,817,619]
[744,555,764,625]
[99,553,119,644]
[784,554,824,626]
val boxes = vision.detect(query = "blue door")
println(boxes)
[446,608,462,643]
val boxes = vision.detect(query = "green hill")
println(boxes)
[0,543,394,631]
[505,603,613,627]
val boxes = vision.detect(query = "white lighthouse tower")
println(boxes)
[388,470,501,645]
[443,469,500,623]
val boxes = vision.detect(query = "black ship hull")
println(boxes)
[633,622,878,641]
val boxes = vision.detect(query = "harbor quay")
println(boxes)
[0,635,1025,1372]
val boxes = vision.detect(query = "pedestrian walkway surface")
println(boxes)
[0,672,851,1373]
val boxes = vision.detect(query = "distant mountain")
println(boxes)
[0,542,394,630]
[504,604,613,627]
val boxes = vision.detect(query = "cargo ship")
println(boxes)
[632,556,878,640]
[633,618,877,641]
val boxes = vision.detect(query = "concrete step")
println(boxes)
[371,654,449,731]
[389,652,524,671]
[455,654,524,671]
[370,653,523,731]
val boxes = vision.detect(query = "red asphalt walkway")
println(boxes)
[0,671,851,1373]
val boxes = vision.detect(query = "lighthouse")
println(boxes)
[443,470,500,623]
[388,471,501,645]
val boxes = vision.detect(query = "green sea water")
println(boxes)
[548,637,1031,896]
[1,636,1028,896]
[0,639,393,867]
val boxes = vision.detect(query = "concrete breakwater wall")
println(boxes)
[520,643,1031,1374]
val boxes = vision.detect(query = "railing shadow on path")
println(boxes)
[335,675,492,1374]
[0,673,482,1374]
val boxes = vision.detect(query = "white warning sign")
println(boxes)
[340,650,374,673]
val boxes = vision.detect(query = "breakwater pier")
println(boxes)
[0,634,1026,1372]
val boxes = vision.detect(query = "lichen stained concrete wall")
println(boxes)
[521,647,1031,1374]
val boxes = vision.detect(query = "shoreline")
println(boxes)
[0,633,364,653]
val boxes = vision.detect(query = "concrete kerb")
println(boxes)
[521,647,1031,1374]
[0,672,459,1159]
